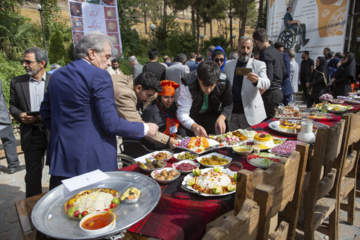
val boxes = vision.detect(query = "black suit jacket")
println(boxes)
[9,73,50,151]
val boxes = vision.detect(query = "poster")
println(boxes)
[267,0,350,60]
[68,0,122,57]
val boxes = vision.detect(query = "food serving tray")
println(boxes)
[268,121,329,137]
[31,171,161,240]
[174,138,222,155]
[181,168,237,197]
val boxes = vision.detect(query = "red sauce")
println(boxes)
[81,212,114,230]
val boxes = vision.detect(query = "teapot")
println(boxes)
[297,119,315,144]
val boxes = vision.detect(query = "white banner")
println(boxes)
[68,0,122,57]
[267,0,350,60]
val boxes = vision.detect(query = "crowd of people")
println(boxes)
[3,27,359,198]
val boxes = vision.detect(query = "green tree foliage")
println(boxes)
[167,27,196,57]
[48,28,68,66]
[0,53,25,106]
[39,0,60,40]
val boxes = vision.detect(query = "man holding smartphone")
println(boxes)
[224,36,270,129]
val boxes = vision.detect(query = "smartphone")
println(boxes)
[235,68,252,75]
[26,111,40,116]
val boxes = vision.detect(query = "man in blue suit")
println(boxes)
[40,32,158,189]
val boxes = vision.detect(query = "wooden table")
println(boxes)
[15,194,152,240]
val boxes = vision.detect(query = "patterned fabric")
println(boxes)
[120,149,254,240]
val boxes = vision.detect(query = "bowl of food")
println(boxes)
[172,160,200,174]
[197,153,232,168]
[136,158,167,173]
[150,167,180,184]
[151,151,173,161]
[79,211,116,236]
[173,151,198,161]
[232,145,253,155]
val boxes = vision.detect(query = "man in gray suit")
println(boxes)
[165,53,190,100]
[10,47,50,197]
[0,79,20,174]
[129,56,143,79]
[224,36,270,129]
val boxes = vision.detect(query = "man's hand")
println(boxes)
[145,122,159,137]
[214,115,226,135]
[296,20,301,26]
[191,123,208,137]
[168,138,178,150]
[246,72,259,84]
[306,82,310,88]
[19,112,36,125]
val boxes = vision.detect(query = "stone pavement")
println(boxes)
[0,152,359,240]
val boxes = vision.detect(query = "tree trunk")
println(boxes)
[350,0,359,52]
[210,20,213,38]
[191,6,196,40]
[257,0,264,28]
[204,22,207,35]
[196,0,200,52]
[240,0,247,37]
[163,0,167,32]
[230,0,233,49]
[144,1,147,35]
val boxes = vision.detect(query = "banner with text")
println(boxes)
[267,0,350,60]
[68,0,122,57]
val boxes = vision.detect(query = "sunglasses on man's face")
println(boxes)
[214,58,224,63]
[20,60,38,65]
[341,57,347,59]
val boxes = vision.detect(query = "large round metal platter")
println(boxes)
[268,120,329,137]
[31,171,161,239]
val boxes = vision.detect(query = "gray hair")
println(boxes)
[287,50,296,58]
[239,36,253,44]
[74,31,114,59]
[23,47,48,68]
[129,56,138,63]
[50,63,61,69]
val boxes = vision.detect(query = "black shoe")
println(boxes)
[302,39,309,46]
[8,166,22,174]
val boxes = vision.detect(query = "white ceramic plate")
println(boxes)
[151,151,173,161]
[181,168,236,197]
[197,153,232,168]
[172,160,200,174]
[174,138,221,155]
[247,153,282,169]
[150,167,180,184]
[134,151,168,173]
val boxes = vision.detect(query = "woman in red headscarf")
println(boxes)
[141,80,184,149]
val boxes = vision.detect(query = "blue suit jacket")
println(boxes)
[40,59,144,177]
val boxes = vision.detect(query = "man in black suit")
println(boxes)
[10,47,50,198]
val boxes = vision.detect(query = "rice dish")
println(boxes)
[73,192,114,213]
[196,171,231,189]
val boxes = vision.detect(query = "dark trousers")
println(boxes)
[262,89,284,120]
[49,175,69,190]
[24,131,47,198]
[0,125,19,168]
[300,80,308,101]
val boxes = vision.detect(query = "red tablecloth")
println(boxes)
[120,115,342,239]
[120,149,255,240]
